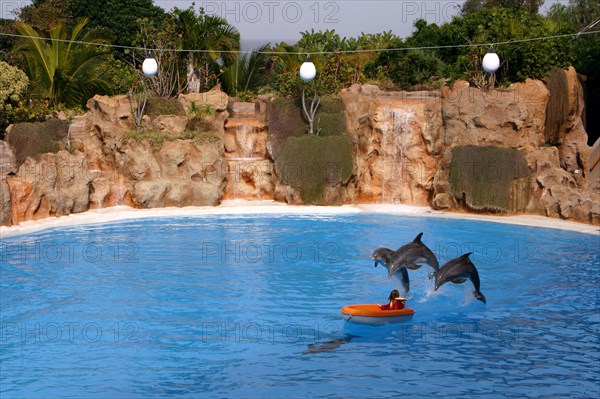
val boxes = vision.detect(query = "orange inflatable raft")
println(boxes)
[340,304,415,325]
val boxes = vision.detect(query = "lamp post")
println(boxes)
[299,55,320,135]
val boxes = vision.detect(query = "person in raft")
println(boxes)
[380,289,406,310]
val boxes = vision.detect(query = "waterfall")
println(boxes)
[381,109,414,203]
[236,125,256,159]
[223,102,272,200]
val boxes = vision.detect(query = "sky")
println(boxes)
[1,0,570,49]
[154,0,567,48]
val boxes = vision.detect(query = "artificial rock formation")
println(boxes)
[1,140,16,224]
[341,84,443,205]
[432,70,599,224]
[223,97,275,200]
[2,70,598,227]
[1,90,228,225]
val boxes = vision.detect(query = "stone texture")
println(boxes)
[1,176,11,225]
[0,140,16,175]
[86,94,135,138]
[0,140,15,224]
[222,100,274,200]
[434,74,599,224]
[7,151,92,223]
[153,115,189,135]
[178,86,228,113]
[3,74,598,226]
[341,84,443,205]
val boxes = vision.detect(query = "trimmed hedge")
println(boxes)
[449,145,529,212]
[6,118,68,167]
[274,134,352,203]
[268,96,352,203]
[144,96,185,118]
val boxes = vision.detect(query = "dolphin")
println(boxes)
[302,335,356,355]
[387,233,439,278]
[434,252,486,303]
[372,247,410,293]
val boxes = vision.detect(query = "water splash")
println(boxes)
[381,108,414,203]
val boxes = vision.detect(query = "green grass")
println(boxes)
[125,129,220,146]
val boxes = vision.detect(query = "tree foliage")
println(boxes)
[68,0,165,49]
[173,6,240,92]
[14,18,111,107]
[17,0,72,33]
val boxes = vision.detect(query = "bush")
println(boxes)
[267,98,307,159]
[449,145,529,212]
[144,96,185,117]
[6,118,68,167]
[274,134,353,203]
[0,61,29,110]
[124,129,220,146]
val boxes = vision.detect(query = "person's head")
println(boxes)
[388,289,400,301]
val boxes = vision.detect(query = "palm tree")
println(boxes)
[221,44,269,96]
[14,18,111,107]
[175,8,240,92]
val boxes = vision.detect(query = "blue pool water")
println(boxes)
[1,213,598,398]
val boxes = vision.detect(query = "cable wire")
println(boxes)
[0,30,598,55]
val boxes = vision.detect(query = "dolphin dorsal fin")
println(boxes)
[413,232,424,243]
[461,252,474,259]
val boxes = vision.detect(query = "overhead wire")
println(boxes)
[0,30,598,55]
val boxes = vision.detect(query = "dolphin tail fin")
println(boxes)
[474,290,486,304]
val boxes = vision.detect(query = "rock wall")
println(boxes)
[1,140,16,225]
[1,69,598,226]
[341,84,443,205]
[433,68,599,224]
[1,88,228,225]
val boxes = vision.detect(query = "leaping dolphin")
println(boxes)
[434,252,486,303]
[387,233,439,278]
[372,247,410,293]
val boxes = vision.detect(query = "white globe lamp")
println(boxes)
[299,56,316,82]
[142,52,158,77]
[482,49,500,74]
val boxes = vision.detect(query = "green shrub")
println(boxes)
[267,97,307,159]
[268,96,349,156]
[274,134,353,203]
[144,96,185,117]
[124,129,167,146]
[315,97,349,137]
[6,118,68,167]
[449,145,529,212]
[125,129,221,146]
[0,61,29,110]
